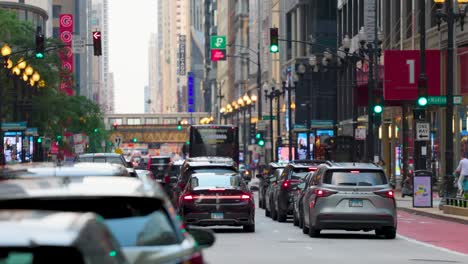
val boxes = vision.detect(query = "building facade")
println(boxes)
[0,0,52,37]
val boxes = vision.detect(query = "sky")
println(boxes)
[108,0,157,113]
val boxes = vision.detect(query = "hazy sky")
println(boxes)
[109,0,157,113]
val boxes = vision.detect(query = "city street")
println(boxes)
[204,195,468,264]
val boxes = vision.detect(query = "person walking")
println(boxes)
[455,153,468,198]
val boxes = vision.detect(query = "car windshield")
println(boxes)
[192,174,241,189]
[0,247,85,264]
[0,197,181,247]
[323,170,388,186]
[78,156,123,165]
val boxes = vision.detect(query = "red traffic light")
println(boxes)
[92,31,102,56]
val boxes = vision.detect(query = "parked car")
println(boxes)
[264,168,284,218]
[0,176,216,263]
[258,162,286,209]
[272,161,330,222]
[179,172,255,232]
[292,172,314,228]
[172,157,238,208]
[75,153,137,177]
[0,209,128,263]
[301,162,397,239]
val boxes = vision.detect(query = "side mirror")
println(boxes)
[187,227,216,248]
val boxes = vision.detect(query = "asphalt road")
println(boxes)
[203,194,468,264]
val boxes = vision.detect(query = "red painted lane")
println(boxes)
[397,210,468,254]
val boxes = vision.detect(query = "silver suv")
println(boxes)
[301,162,397,239]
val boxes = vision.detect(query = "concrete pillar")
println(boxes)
[296,6,302,57]
[291,9,296,60]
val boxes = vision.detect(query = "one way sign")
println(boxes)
[416,122,430,141]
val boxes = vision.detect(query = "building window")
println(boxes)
[53,5,61,18]
[109,118,122,125]
[163,118,177,125]
[145,118,159,125]
[127,118,141,125]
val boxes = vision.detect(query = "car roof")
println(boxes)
[191,172,239,177]
[327,162,383,170]
[185,157,236,167]
[78,153,122,158]
[269,162,287,168]
[2,163,129,178]
[0,176,166,200]
[0,210,98,247]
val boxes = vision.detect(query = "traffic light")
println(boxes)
[417,78,428,107]
[132,137,137,143]
[177,121,182,131]
[269,28,279,53]
[35,33,45,59]
[373,96,384,115]
[93,128,99,133]
[92,31,102,56]
[255,132,265,147]
[37,137,42,143]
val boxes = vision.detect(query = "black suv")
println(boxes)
[257,162,286,209]
[147,156,171,182]
[271,160,331,222]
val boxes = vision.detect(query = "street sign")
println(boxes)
[25,127,38,136]
[262,115,277,120]
[72,35,85,53]
[416,122,430,141]
[210,36,226,49]
[1,122,27,131]
[211,49,226,61]
[256,120,267,131]
[427,95,462,105]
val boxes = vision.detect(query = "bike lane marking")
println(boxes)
[397,210,468,255]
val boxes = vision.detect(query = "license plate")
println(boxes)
[349,199,363,207]
[211,212,224,219]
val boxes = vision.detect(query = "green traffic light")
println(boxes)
[270,45,279,53]
[258,139,265,146]
[35,53,44,59]
[37,137,42,143]
[94,128,99,133]
[132,138,137,143]
[255,133,261,139]
[177,125,182,131]
[418,97,428,107]
[56,135,62,140]
[373,105,383,114]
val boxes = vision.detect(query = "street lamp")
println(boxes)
[282,74,297,161]
[434,0,467,197]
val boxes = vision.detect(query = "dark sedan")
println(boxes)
[179,172,255,232]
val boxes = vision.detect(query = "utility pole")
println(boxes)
[257,42,262,120]
[445,0,455,183]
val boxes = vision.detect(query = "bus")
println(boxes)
[188,125,239,164]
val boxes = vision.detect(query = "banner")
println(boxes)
[59,14,74,96]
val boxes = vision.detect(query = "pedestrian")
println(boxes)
[455,153,468,198]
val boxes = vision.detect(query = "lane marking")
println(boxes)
[397,234,468,257]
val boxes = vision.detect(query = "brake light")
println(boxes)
[164,175,170,184]
[241,194,251,200]
[315,189,337,198]
[209,188,226,191]
[374,190,395,199]
[183,194,194,200]
[350,170,360,174]
[308,167,317,172]
[281,179,300,190]
[187,252,204,264]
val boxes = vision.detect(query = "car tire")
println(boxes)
[259,198,264,209]
[293,212,299,226]
[375,229,384,237]
[265,205,271,217]
[243,223,255,233]
[302,214,309,234]
[271,201,278,220]
[298,209,304,229]
[276,201,287,222]
[308,215,320,237]
[384,227,396,239]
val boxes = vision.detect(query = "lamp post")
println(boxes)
[0,43,12,166]
[282,76,297,161]
[265,88,275,162]
[238,97,247,163]
[434,0,467,195]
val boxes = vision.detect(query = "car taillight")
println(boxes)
[183,194,194,200]
[186,252,204,264]
[281,180,300,190]
[241,194,251,200]
[374,190,395,199]
[308,167,317,172]
[164,175,170,184]
[310,189,337,208]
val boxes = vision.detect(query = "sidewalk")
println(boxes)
[395,191,468,225]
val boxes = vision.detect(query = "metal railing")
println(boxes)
[445,197,468,208]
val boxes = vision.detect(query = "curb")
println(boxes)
[397,207,468,225]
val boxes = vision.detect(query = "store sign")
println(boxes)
[177,35,186,75]
[413,174,433,208]
[187,72,194,112]
[384,50,441,100]
[59,14,74,96]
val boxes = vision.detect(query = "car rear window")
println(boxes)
[0,197,182,247]
[191,168,237,174]
[323,170,387,186]
[78,156,124,165]
[291,168,312,180]
[151,158,170,164]
[191,174,241,189]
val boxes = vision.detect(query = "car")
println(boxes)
[301,162,397,239]
[146,155,172,182]
[0,209,128,263]
[264,167,284,218]
[172,156,238,208]
[272,161,331,222]
[292,172,314,228]
[179,172,255,232]
[257,162,286,209]
[75,153,137,177]
[0,176,216,263]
